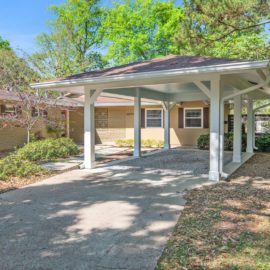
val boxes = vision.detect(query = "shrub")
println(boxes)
[0,154,47,181]
[197,134,209,150]
[256,134,270,152]
[16,138,80,161]
[115,139,164,148]
[197,133,247,151]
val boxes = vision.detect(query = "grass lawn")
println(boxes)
[157,153,270,270]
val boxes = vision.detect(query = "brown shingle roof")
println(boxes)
[0,90,81,107]
[63,55,249,81]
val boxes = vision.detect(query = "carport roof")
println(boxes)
[64,55,248,80]
[31,55,269,102]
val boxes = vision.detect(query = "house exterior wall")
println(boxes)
[69,101,226,147]
[0,104,68,151]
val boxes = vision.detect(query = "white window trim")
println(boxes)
[184,107,203,129]
[145,108,163,128]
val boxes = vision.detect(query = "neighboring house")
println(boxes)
[0,90,80,151]
[228,114,270,134]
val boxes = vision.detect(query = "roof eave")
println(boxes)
[31,60,269,90]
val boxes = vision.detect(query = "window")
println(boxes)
[146,109,163,128]
[184,108,203,128]
[32,108,48,118]
[1,104,16,115]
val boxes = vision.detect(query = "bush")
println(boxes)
[256,134,270,152]
[197,134,209,150]
[197,133,247,151]
[0,154,47,181]
[115,139,164,148]
[16,138,80,161]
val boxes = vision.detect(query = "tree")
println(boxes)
[31,0,106,78]
[178,0,270,59]
[101,0,184,65]
[0,49,38,92]
[0,36,11,50]
[0,93,49,143]
[0,48,60,143]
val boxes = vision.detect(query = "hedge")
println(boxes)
[0,138,80,181]
[0,154,47,181]
[115,139,164,148]
[16,137,80,161]
[197,133,270,152]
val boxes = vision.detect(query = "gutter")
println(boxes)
[31,60,269,90]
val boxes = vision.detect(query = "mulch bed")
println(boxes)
[0,172,56,194]
[157,153,270,270]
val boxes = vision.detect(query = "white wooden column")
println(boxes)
[84,89,95,169]
[164,100,170,150]
[219,100,225,174]
[209,76,221,181]
[246,99,254,153]
[134,88,141,157]
[233,95,242,163]
[253,112,256,149]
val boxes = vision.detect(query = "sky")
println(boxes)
[0,0,182,55]
[0,0,116,54]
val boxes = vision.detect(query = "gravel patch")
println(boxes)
[118,148,232,177]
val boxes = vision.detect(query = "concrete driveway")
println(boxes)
[0,148,225,270]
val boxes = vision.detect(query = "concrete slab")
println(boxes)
[0,148,219,270]
[223,152,254,178]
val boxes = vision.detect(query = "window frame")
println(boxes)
[184,107,203,129]
[145,108,163,128]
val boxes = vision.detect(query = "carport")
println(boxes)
[32,55,270,181]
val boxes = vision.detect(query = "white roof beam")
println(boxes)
[193,81,211,98]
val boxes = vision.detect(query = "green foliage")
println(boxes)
[0,154,46,181]
[101,0,184,65]
[197,133,247,151]
[31,0,106,78]
[0,49,38,92]
[0,36,11,50]
[179,0,270,59]
[16,138,79,161]
[115,138,164,148]
[256,134,270,152]
[197,134,209,150]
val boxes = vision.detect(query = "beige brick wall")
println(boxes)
[69,102,216,147]
[69,107,127,145]
[0,105,67,151]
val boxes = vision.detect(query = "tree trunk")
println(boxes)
[27,129,30,144]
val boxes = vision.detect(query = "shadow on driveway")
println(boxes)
[0,149,217,270]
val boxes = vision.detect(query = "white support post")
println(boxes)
[246,99,254,153]
[134,88,141,157]
[84,89,96,169]
[219,100,224,174]
[209,76,221,181]
[233,95,242,163]
[164,100,170,150]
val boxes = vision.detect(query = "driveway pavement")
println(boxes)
[0,148,223,270]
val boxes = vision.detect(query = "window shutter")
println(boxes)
[141,108,145,128]
[178,108,184,128]
[203,107,209,128]
[0,105,5,114]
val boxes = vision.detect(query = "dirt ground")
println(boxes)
[157,153,270,270]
